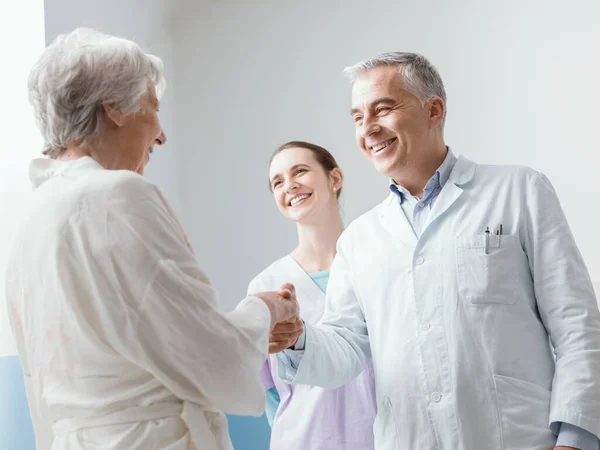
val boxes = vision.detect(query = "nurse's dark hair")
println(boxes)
[269,141,342,199]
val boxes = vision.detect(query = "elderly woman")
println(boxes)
[6,28,302,450]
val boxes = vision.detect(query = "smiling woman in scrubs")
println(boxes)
[246,141,377,450]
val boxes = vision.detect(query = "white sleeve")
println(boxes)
[132,261,271,415]
[287,241,372,388]
[522,171,600,438]
[99,178,271,415]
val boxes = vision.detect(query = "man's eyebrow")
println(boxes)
[350,97,396,115]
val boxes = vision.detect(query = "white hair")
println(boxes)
[28,27,166,157]
[344,52,447,130]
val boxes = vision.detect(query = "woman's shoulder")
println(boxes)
[72,168,160,208]
[96,170,177,220]
[247,255,292,294]
[103,170,159,201]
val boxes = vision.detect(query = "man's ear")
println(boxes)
[101,102,126,127]
[428,96,445,129]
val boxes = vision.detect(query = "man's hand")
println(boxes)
[268,283,303,353]
[554,447,581,450]
[269,316,303,353]
[252,283,299,329]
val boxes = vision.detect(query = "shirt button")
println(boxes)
[421,322,431,331]
[416,256,425,265]
[431,392,442,403]
[419,203,426,208]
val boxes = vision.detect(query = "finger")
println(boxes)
[270,332,302,346]
[271,322,304,334]
[269,332,300,342]
[271,332,301,341]
[281,315,300,324]
[269,336,300,354]
[271,327,303,337]
[269,343,287,354]
[269,337,301,351]
[269,339,294,353]
[278,283,295,297]
[269,337,292,346]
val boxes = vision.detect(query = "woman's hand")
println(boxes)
[253,283,299,329]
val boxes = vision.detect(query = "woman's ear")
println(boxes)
[101,102,126,127]
[330,167,344,192]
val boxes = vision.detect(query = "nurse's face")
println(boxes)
[269,147,340,224]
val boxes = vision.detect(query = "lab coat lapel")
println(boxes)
[424,155,477,233]
[379,193,418,253]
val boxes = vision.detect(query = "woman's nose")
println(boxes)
[156,130,167,146]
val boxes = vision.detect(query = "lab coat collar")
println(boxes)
[379,154,477,251]
[383,154,476,208]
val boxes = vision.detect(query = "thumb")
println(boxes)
[278,283,295,298]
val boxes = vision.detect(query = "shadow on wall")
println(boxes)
[0,356,35,450]
[227,413,271,450]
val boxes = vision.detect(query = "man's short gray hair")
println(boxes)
[28,28,166,157]
[344,52,447,130]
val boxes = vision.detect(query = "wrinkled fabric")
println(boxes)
[278,156,600,450]
[7,157,271,450]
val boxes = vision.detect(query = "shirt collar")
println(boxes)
[389,148,458,203]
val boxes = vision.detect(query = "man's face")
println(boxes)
[351,66,436,179]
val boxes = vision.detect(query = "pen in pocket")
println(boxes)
[484,227,490,255]
[496,223,503,246]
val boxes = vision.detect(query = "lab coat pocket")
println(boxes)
[373,397,400,449]
[456,234,523,304]
[493,374,556,450]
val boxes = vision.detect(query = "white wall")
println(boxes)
[172,0,600,310]
[44,0,182,214]
[0,0,46,357]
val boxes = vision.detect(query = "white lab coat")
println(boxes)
[280,155,600,450]
[248,255,377,449]
[6,157,271,450]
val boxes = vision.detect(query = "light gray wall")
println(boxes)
[172,0,600,310]
[44,0,182,215]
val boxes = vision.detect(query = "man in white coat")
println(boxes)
[273,52,600,450]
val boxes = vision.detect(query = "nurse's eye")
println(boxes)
[295,168,307,175]
[272,180,282,188]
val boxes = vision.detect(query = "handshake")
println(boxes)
[253,283,304,354]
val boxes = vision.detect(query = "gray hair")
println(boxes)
[28,28,166,157]
[344,52,447,130]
